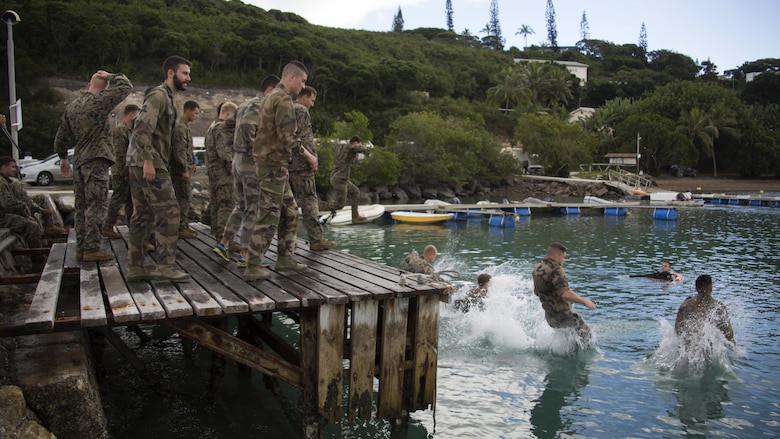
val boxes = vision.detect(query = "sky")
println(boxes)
[245,0,779,73]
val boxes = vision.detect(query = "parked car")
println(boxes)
[669,164,697,177]
[19,150,74,186]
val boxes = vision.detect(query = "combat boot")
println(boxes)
[244,265,271,281]
[101,228,122,239]
[310,239,337,251]
[127,266,156,282]
[275,256,308,272]
[178,228,198,239]
[153,265,190,282]
[83,249,115,262]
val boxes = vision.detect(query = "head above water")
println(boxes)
[661,261,672,272]
[477,273,491,287]
[422,244,438,262]
[695,274,713,296]
[546,242,567,264]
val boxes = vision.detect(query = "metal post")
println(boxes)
[4,10,20,161]
[636,132,642,175]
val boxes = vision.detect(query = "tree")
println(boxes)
[515,113,595,177]
[392,6,404,32]
[445,0,454,32]
[638,22,648,56]
[333,110,373,143]
[545,0,558,50]
[481,0,504,50]
[515,24,535,49]
[486,66,524,112]
[579,11,590,41]
[676,107,717,173]
[699,58,719,82]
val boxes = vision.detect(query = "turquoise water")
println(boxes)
[103,203,780,438]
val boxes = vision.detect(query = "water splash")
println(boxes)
[439,261,596,357]
[650,318,741,374]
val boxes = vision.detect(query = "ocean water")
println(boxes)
[102,203,780,438]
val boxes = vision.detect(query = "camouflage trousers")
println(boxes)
[289,171,323,242]
[222,152,259,245]
[105,173,133,227]
[327,170,360,217]
[246,166,299,264]
[545,311,592,344]
[127,167,179,267]
[0,213,42,248]
[208,182,234,242]
[73,158,110,253]
[172,174,191,231]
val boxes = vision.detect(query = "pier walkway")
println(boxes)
[0,224,450,436]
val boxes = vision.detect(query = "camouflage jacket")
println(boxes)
[127,84,177,170]
[11,178,40,214]
[205,120,233,184]
[111,122,132,179]
[254,84,300,168]
[169,118,193,176]
[332,141,370,175]
[403,251,436,275]
[232,94,263,154]
[532,257,572,316]
[0,175,27,215]
[53,74,133,168]
[289,102,316,173]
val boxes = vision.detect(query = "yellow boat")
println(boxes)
[390,211,453,224]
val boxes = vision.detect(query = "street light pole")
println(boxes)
[4,10,20,161]
[636,132,642,174]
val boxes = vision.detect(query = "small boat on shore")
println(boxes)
[390,211,453,224]
[319,204,385,226]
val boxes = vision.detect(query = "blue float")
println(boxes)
[604,207,628,216]
[559,206,580,215]
[653,207,678,220]
[489,214,515,227]
[514,207,531,216]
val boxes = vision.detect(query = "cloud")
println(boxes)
[245,0,426,29]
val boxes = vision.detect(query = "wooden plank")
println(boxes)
[377,297,409,419]
[175,239,265,313]
[317,304,346,423]
[260,250,346,306]
[98,264,140,323]
[169,268,223,317]
[79,261,107,327]
[149,280,193,318]
[166,319,304,388]
[25,243,67,331]
[109,231,165,321]
[348,299,379,423]
[176,237,299,310]
[63,229,79,268]
[412,294,440,410]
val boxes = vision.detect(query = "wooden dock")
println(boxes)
[0,224,451,436]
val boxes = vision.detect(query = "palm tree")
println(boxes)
[676,107,716,173]
[515,24,535,48]
[545,67,574,108]
[486,66,524,113]
[706,104,739,177]
[517,63,553,110]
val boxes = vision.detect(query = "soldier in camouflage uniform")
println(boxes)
[403,245,439,275]
[213,75,280,267]
[289,86,336,251]
[205,102,237,242]
[0,156,43,249]
[324,135,371,223]
[170,100,200,239]
[125,56,192,282]
[532,242,597,344]
[55,70,132,261]
[243,62,313,281]
[103,104,140,238]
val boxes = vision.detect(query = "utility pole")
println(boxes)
[4,10,20,160]
[636,132,642,174]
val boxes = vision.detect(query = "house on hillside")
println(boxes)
[513,59,589,84]
[604,152,639,168]
[568,107,595,123]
